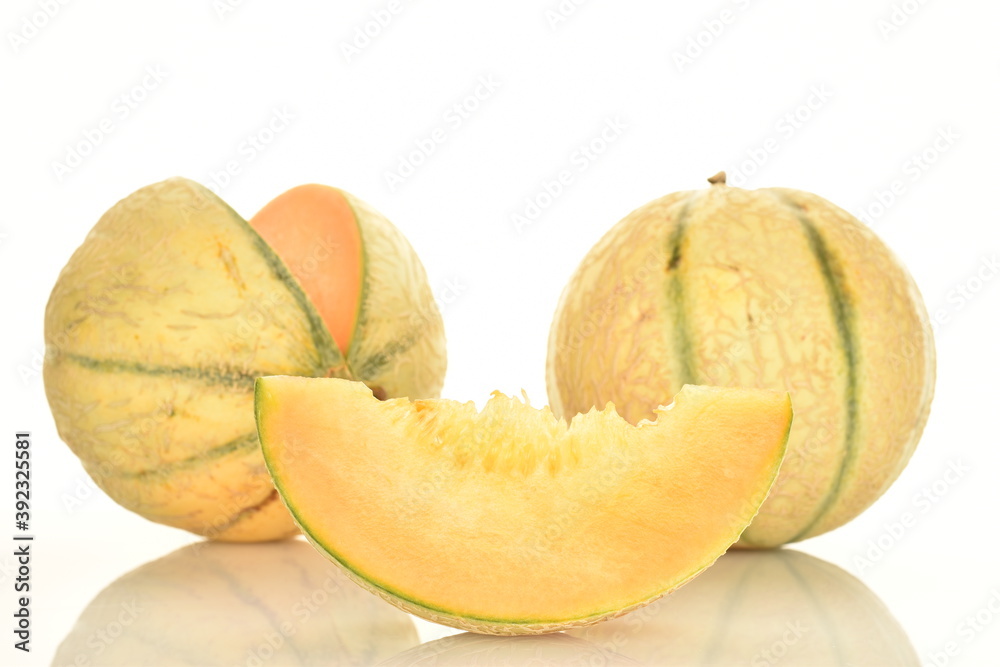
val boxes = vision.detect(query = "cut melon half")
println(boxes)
[255,376,792,635]
[248,184,365,356]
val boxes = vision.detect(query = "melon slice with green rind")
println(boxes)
[255,376,792,635]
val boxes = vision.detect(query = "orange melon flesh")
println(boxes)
[249,185,363,355]
[255,376,792,635]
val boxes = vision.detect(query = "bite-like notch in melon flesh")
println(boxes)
[255,377,792,635]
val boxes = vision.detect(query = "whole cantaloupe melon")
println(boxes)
[44,178,445,541]
[547,173,935,547]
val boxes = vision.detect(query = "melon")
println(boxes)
[52,540,419,666]
[44,178,445,541]
[378,633,638,666]
[255,375,793,635]
[547,173,935,547]
[570,549,918,665]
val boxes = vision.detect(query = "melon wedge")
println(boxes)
[255,376,792,635]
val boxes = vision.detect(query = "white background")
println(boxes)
[2,0,999,664]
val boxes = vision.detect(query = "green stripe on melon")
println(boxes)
[44,178,446,541]
[780,196,861,542]
[664,195,699,386]
[547,174,934,547]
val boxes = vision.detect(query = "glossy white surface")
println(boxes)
[50,541,924,666]
[2,1,998,665]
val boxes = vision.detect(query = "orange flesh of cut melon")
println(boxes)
[249,184,363,355]
[255,376,793,634]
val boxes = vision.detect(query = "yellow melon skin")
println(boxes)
[51,541,419,666]
[570,549,917,665]
[256,376,792,635]
[547,175,935,547]
[44,178,445,541]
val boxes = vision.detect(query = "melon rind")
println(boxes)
[256,377,792,635]
[44,178,446,540]
[547,180,935,547]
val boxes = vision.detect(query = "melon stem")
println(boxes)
[708,171,727,186]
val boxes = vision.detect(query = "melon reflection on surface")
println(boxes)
[52,540,418,666]
[570,549,917,666]
[377,633,639,666]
